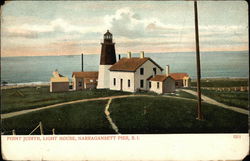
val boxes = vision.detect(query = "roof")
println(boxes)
[50,77,69,83]
[149,75,173,82]
[72,71,98,78]
[104,30,112,36]
[147,75,153,80]
[169,73,189,80]
[53,71,64,77]
[109,57,163,72]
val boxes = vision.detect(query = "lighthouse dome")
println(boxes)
[104,30,113,40]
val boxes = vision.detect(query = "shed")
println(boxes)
[50,70,69,92]
[169,73,191,88]
[72,71,98,90]
[149,75,175,94]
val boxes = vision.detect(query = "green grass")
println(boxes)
[1,100,114,135]
[165,90,197,100]
[201,89,248,110]
[191,78,248,87]
[2,96,247,134]
[109,97,248,134]
[1,86,130,114]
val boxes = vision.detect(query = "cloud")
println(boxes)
[1,4,248,57]
[2,18,104,39]
[104,7,145,38]
[3,28,38,38]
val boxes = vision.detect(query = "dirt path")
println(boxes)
[2,90,247,120]
[104,99,121,134]
[181,89,249,115]
[2,94,195,120]
[1,95,132,119]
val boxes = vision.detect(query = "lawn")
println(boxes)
[2,96,247,134]
[1,86,130,114]
[191,78,248,87]
[165,90,197,100]
[1,100,114,135]
[201,89,248,110]
[109,97,248,134]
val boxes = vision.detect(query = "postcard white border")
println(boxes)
[1,134,249,160]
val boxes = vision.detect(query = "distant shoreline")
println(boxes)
[191,77,249,81]
[1,77,248,90]
[1,83,50,90]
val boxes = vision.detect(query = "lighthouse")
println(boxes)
[97,30,116,89]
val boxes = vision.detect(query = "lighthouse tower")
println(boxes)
[97,30,116,89]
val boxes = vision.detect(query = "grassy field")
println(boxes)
[191,78,248,87]
[1,86,130,114]
[109,97,248,134]
[201,89,248,110]
[2,96,247,134]
[190,78,248,109]
[135,89,197,100]
[0,86,196,114]
[1,100,114,135]
[165,90,197,100]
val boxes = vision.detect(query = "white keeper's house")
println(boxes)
[109,51,176,93]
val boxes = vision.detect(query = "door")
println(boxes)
[120,79,123,91]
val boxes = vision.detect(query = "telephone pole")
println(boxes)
[194,0,203,120]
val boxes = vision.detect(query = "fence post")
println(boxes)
[12,129,16,135]
[39,122,44,135]
[52,128,55,135]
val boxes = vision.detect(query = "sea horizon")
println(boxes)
[1,50,249,84]
[1,50,248,58]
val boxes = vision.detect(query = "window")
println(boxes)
[140,80,144,88]
[90,79,93,82]
[78,81,82,87]
[113,78,116,86]
[128,79,130,87]
[153,68,157,75]
[175,82,178,86]
[157,82,160,89]
[140,68,144,75]
[149,82,151,88]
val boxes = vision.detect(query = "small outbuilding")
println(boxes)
[165,65,191,88]
[72,71,98,90]
[149,75,175,94]
[169,73,191,88]
[50,70,69,92]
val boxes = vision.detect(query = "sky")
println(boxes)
[1,1,248,57]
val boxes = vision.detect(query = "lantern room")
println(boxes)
[104,30,113,43]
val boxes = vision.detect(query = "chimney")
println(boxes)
[140,51,144,58]
[127,52,131,58]
[118,54,121,60]
[166,65,170,76]
[81,53,84,72]
[53,69,59,77]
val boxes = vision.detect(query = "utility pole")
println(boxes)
[194,0,203,120]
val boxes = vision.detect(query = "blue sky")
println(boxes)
[1,1,248,57]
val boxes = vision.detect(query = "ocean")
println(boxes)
[1,51,248,85]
